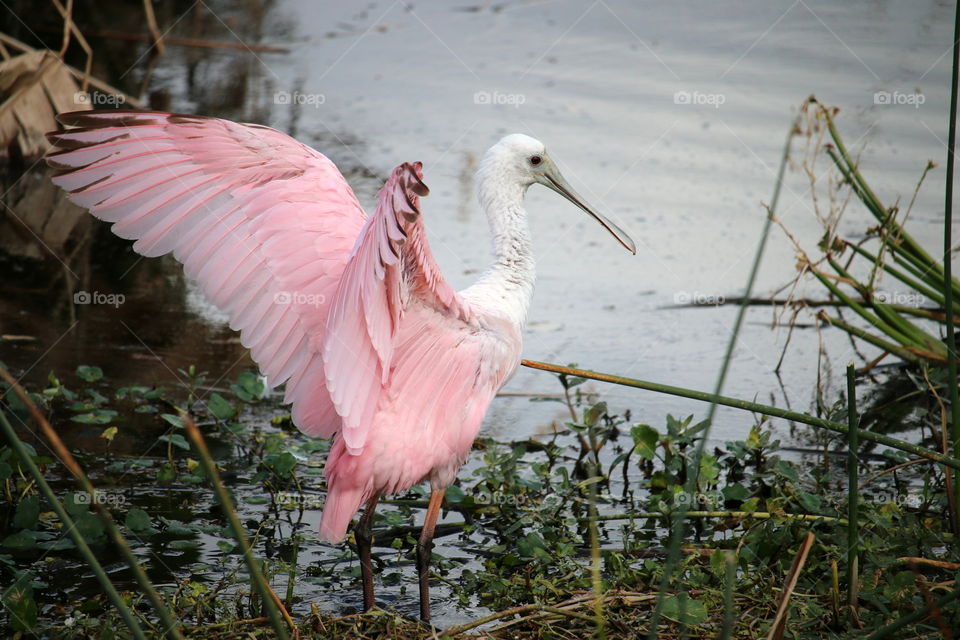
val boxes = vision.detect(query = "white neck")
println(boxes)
[467,172,536,325]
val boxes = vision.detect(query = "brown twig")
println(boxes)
[142,0,166,56]
[0,32,142,107]
[82,31,290,53]
[896,557,960,571]
[51,0,92,91]
[766,532,816,640]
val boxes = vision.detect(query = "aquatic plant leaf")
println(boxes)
[662,594,707,624]
[207,393,234,420]
[583,401,607,427]
[3,586,36,631]
[125,508,153,534]
[64,493,89,517]
[36,538,75,551]
[75,365,103,382]
[631,424,658,459]
[74,512,104,543]
[157,462,178,485]
[445,485,466,503]
[796,491,821,512]
[2,531,36,550]
[722,483,750,502]
[231,372,265,402]
[516,532,550,560]
[169,540,200,551]
[160,413,184,429]
[70,409,118,424]
[159,433,190,451]
[265,452,296,477]
[774,459,799,482]
[13,496,39,529]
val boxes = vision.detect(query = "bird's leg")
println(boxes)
[356,495,380,612]
[417,488,446,622]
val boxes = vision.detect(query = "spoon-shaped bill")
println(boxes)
[540,166,636,254]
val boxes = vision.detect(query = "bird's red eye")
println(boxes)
[530,155,542,166]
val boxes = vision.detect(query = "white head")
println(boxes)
[478,133,636,254]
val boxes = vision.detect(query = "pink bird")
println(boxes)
[45,110,635,620]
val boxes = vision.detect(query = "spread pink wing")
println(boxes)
[323,161,474,454]
[46,110,366,437]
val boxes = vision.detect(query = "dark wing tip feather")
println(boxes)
[56,110,157,128]
[55,109,218,129]
[401,161,429,197]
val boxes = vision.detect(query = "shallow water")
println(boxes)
[5,0,955,441]
[0,0,957,628]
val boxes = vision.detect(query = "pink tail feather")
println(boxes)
[319,482,368,543]
[320,440,373,542]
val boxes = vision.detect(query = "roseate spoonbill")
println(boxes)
[45,110,635,620]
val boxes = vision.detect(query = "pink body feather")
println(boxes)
[46,111,523,542]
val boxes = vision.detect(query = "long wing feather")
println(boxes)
[46,110,366,438]
[323,162,474,454]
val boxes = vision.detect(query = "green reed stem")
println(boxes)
[890,249,953,297]
[845,242,950,311]
[826,255,940,352]
[810,261,914,348]
[521,360,960,472]
[815,313,929,364]
[845,364,859,610]
[644,115,797,640]
[945,0,960,535]
[183,416,290,640]
[821,110,944,279]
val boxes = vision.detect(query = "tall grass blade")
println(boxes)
[845,363,859,611]
[944,0,960,534]
[182,414,291,640]
[644,115,798,639]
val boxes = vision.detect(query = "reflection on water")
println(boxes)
[0,0,957,627]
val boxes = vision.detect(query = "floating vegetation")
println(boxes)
[1,357,958,638]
